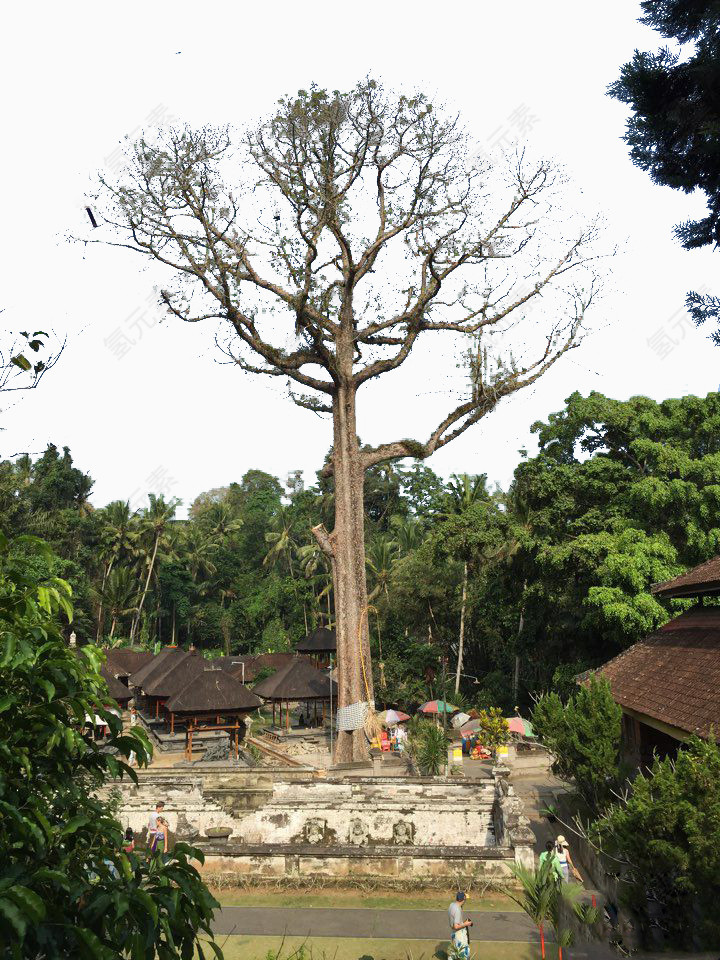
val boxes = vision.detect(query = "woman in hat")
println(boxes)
[555,835,582,883]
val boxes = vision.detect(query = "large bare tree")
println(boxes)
[91,79,602,762]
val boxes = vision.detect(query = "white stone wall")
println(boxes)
[112,772,497,849]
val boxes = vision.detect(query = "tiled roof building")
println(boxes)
[592,556,720,768]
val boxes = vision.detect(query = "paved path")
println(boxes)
[213,906,539,942]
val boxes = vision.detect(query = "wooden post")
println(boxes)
[314,701,317,726]
[171,712,174,735]
[322,700,326,724]
[286,700,290,732]
[155,699,159,719]
[235,721,239,760]
[273,701,276,726]
[188,726,193,762]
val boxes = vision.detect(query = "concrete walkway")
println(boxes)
[213,906,620,958]
[213,906,539,941]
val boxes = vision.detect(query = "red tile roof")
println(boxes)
[594,606,720,738]
[652,555,720,598]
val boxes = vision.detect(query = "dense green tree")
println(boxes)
[610,0,720,338]
[532,677,623,812]
[0,533,223,959]
[593,736,720,949]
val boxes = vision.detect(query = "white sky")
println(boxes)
[2,1,717,515]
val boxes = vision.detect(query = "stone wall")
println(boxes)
[111,766,532,881]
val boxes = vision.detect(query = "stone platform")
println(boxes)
[112,765,534,881]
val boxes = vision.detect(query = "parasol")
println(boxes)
[378,709,410,726]
[418,699,459,715]
[506,716,535,737]
[451,712,472,728]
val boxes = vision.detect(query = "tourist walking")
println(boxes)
[122,827,135,854]
[150,817,169,857]
[538,840,563,880]
[448,890,472,959]
[555,835,582,883]
[147,801,165,851]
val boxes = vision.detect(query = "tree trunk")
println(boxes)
[95,557,114,644]
[313,382,374,764]
[454,561,468,695]
[132,534,159,641]
[512,579,527,702]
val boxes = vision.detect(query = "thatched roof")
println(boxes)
[165,667,263,714]
[143,651,205,697]
[103,647,154,678]
[100,665,132,704]
[228,652,308,683]
[252,658,338,701]
[129,648,187,690]
[295,627,336,654]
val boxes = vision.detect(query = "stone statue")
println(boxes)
[392,820,414,845]
[348,818,368,846]
[305,818,326,845]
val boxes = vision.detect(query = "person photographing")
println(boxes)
[448,890,472,958]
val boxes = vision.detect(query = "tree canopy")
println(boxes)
[610,0,720,339]
[7,387,719,716]
[0,533,223,959]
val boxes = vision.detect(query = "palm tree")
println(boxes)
[297,541,333,627]
[366,533,400,664]
[198,501,243,539]
[444,474,489,695]
[97,567,139,641]
[265,506,308,631]
[183,525,218,584]
[95,500,138,641]
[130,495,179,642]
[389,514,423,555]
[507,860,559,959]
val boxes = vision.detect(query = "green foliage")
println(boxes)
[408,718,449,776]
[508,858,595,950]
[532,677,622,812]
[609,1,720,339]
[0,533,223,959]
[593,736,720,948]
[8,388,720,724]
[473,707,509,750]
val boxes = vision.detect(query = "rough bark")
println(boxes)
[313,382,374,764]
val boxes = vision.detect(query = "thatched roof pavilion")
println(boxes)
[226,652,307,683]
[103,647,154,682]
[295,627,336,656]
[253,658,338,730]
[142,651,204,698]
[129,647,185,689]
[166,667,262,715]
[100,665,132,705]
[166,667,262,758]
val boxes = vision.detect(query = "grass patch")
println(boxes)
[205,935,545,960]
[210,889,521,912]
